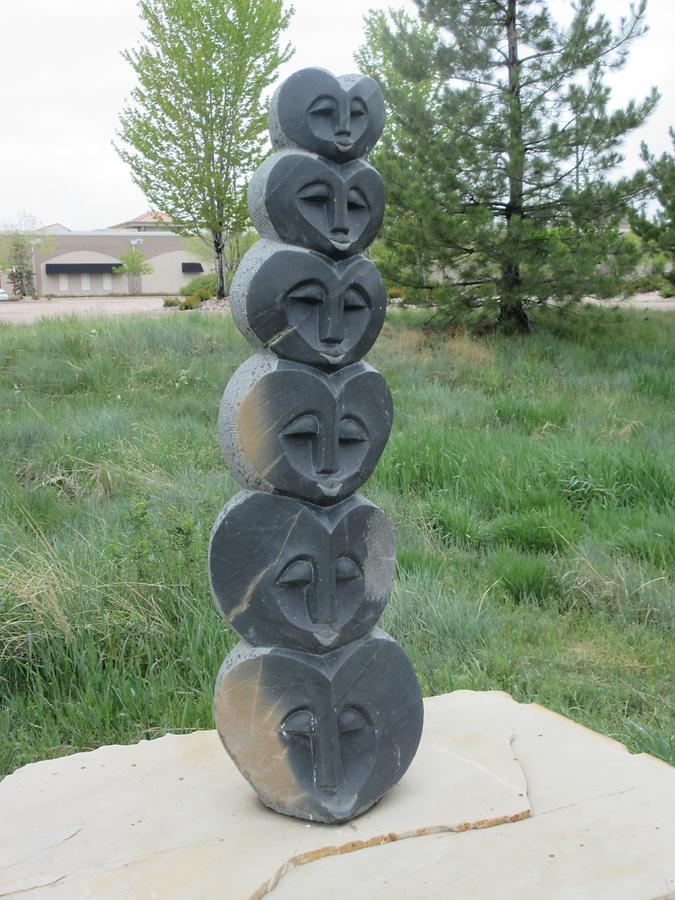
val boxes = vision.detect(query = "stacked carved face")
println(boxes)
[211,68,423,824]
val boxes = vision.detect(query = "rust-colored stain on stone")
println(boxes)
[253,811,533,897]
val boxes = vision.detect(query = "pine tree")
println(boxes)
[629,129,675,289]
[357,0,658,331]
[115,0,292,299]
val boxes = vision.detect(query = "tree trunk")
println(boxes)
[500,0,530,333]
[213,231,226,299]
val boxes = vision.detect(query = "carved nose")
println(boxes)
[319,301,344,344]
[313,565,337,625]
[336,106,350,137]
[314,714,342,793]
[330,198,349,236]
[315,427,338,474]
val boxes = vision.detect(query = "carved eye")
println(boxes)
[350,98,367,118]
[339,417,367,442]
[282,708,316,736]
[343,287,368,310]
[347,188,368,211]
[277,558,314,587]
[281,414,320,438]
[287,282,325,305]
[336,557,361,582]
[338,706,368,734]
[298,182,331,204]
[308,96,338,117]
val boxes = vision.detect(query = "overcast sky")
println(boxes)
[1,0,672,230]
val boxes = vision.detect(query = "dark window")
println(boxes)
[182,262,204,273]
[46,263,120,274]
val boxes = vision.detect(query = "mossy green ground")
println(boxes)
[1,306,673,776]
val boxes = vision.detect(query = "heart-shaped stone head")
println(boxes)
[270,68,386,160]
[230,240,386,368]
[249,151,385,259]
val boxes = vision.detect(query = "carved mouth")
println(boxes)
[335,139,353,151]
[319,349,345,363]
[329,237,352,250]
[317,479,343,497]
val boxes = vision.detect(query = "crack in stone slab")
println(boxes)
[255,739,533,900]
[539,781,675,817]
[0,875,66,897]
[0,695,539,898]
[0,829,82,874]
[259,732,673,899]
[255,812,532,898]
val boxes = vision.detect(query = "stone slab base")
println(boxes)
[0,691,672,899]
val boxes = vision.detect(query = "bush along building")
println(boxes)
[32,214,209,296]
[208,68,423,823]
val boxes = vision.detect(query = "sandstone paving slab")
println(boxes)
[272,693,675,899]
[0,692,530,899]
[273,781,675,899]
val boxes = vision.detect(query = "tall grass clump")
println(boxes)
[0,307,673,774]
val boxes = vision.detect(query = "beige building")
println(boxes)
[34,214,211,297]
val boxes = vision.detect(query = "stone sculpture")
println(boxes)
[269,68,386,160]
[248,151,385,257]
[213,631,422,823]
[210,67,423,824]
[218,355,393,503]
[230,240,387,368]
[209,492,395,652]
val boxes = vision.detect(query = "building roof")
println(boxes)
[41,230,178,238]
[37,223,72,234]
[109,211,174,230]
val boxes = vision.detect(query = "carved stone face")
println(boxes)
[209,492,395,652]
[214,632,424,823]
[270,68,386,161]
[219,356,393,504]
[248,152,385,258]
[230,241,386,368]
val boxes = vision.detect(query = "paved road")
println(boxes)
[1,292,673,325]
[0,296,165,324]
[583,292,675,311]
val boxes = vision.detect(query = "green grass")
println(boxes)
[0,306,673,777]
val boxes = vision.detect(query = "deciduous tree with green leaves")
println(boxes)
[357,0,658,331]
[115,0,292,299]
[112,247,154,295]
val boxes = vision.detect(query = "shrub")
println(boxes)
[179,273,218,298]
[191,286,213,303]
[163,296,181,307]
[179,295,202,310]
[622,274,669,295]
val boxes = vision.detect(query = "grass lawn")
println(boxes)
[0,305,673,777]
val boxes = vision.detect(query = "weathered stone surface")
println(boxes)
[269,67,386,161]
[218,354,393,504]
[209,491,395,652]
[248,150,385,258]
[213,629,423,824]
[212,65,418,829]
[230,239,387,368]
[0,692,536,898]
